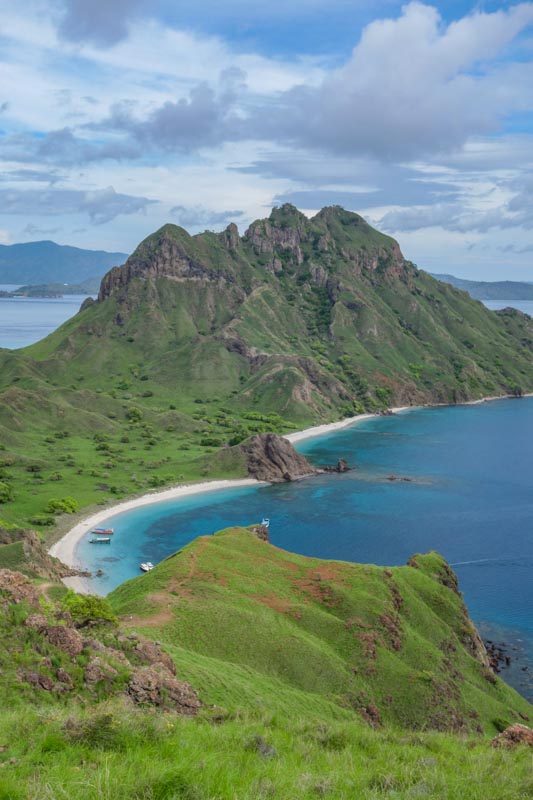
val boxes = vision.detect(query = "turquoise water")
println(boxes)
[78,398,533,700]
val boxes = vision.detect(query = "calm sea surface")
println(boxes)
[79,397,533,700]
[0,286,94,349]
[482,299,533,315]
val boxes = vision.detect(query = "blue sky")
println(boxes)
[1,1,533,279]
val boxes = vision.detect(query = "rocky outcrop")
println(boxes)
[44,625,84,658]
[491,724,533,748]
[0,569,40,609]
[0,528,80,581]
[240,433,318,482]
[133,638,177,676]
[99,230,232,301]
[84,657,118,685]
[127,665,200,714]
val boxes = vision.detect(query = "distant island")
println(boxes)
[0,276,101,299]
[432,273,533,301]
[0,240,127,285]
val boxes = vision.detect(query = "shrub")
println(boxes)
[62,590,118,626]
[29,514,55,526]
[45,497,79,514]
[0,481,13,503]
[126,406,143,422]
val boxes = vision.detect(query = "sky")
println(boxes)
[1,1,533,279]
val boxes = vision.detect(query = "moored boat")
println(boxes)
[140,562,154,572]
[91,527,114,535]
[89,537,111,544]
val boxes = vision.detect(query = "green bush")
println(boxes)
[126,406,143,422]
[0,481,13,503]
[45,497,79,514]
[61,590,118,627]
[29,514,55,526]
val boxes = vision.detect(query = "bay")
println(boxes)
[78,397,533,700]
[0,292,93,349]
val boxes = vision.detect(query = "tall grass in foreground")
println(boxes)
[1,703,532,799]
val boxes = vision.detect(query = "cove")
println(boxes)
[76,397,533,700]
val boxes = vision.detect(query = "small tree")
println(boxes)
[126,406,143,422]
[0,481,13,503]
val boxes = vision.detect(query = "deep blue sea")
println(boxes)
[78,397,533,700]
[0,286,94,349]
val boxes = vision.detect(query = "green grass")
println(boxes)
[109,528,533,734]
[1,529,532,799]
[2,702,533,799]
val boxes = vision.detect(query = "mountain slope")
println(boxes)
[433,273,533,302]
[0,240,128,284]
[0,205,532,528]
[109,526,532,733]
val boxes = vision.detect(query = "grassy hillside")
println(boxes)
[1,527,532,799]
[0,205,532,530]
[109,527,532,734]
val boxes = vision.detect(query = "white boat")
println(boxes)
[140,562,154,572]
[89,537,111,544]
[261,517,270,529]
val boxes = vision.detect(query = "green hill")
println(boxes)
[0,205,532,530]
[1,527,531,799]
[109,527,531,734]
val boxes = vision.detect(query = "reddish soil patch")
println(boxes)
[251,594,293,614]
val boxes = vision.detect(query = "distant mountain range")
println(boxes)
[432,273,533,301]
[0,240,128,285]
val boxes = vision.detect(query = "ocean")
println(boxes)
[0,286,94,349]
[77,397,533,701]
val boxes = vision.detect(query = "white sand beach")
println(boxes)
[49,394,531,592]
[285,406,413,444]
[49,478,264,592]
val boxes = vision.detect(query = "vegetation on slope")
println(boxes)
[1,527,532,799]
[0,205,532,530]
[109,527,532,734]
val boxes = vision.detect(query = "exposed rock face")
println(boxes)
[44,625,84,658]
[84,657,118,685]
[134,638,177,676]
[462,622,491,670]
[0,528,79,581]
[99,231,232,301]
[0,569,40,609]
[240,433,318,482]
[491,724,533,748]
[221,222,240,251]
[127,665,200,714]
[18,670,54,691]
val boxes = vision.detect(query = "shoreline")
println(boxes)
[49,392,532,592]
[49,478,264,593]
